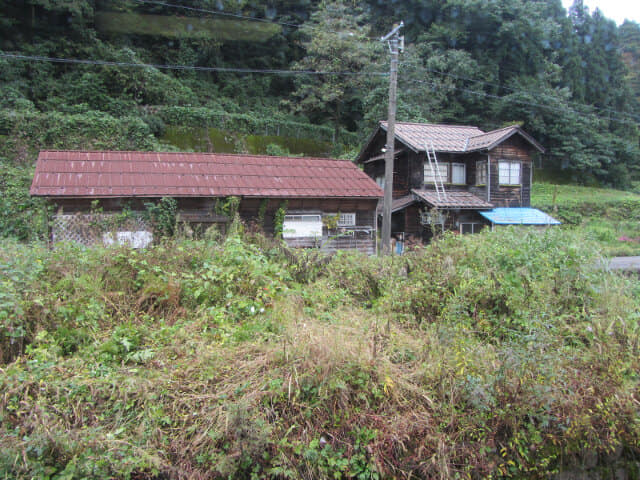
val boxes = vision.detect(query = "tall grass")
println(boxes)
[0,229,638,479]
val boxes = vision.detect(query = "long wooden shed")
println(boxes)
[31,150,383,253]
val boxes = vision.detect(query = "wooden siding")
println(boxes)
[393,155,409,196]
[521,163,531,206]
[285,234,375,255]
[46,196,378,253]
[407,151,424,190]
[488,135,534,207]
[364,157,384,183]
[359,125,537,210]
[361,130,418,199]
[404,204,423,237]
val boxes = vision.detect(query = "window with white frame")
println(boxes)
[476,161,487,185]
[424,163,449,184]
[375,176,385,189]
[337,212,356,227]
[498,161,521,185]
[451,163,466,184]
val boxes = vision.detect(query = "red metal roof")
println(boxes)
[31,151,383,199]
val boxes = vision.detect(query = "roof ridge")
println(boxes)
[470,124,520,138]
[39,150,346,162]
[381,121,483,129]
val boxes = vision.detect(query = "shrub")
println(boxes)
[388,228,597,339]
[0,159,50,241]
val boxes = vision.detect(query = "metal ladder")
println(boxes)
[425,141,447,200]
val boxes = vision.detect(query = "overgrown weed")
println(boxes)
[1,229,638,478]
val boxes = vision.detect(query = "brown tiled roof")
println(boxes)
[466,125,544,152]
[381,121,483,152]
[378,122,544,154]
[31,150,383,199]
[391,194,418,213]
[412,189,493,209]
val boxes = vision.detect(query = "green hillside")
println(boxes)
[0,0,639,186]
[532,183,640,255]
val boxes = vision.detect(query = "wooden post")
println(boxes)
[381,23,403,255]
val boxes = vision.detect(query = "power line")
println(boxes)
[405,76,639,158]
[0,53,388,77]
[129,1,638,123]
[400,76,640,129]
[2,52,635,128]
[2,53,633,127]
[130,0,300,29]
[129,0,371,38]
[3,52,633,126]
[400,62,640,123]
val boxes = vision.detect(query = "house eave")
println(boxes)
[468,128,545,154]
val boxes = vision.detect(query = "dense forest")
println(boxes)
[0,0,639,187]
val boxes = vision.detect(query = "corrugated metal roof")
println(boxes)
[479,208,561,225]
[378,122,544,154]
[31,150,383,199]
[412,189,494,209]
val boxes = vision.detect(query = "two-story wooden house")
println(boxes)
[356,122,559,241]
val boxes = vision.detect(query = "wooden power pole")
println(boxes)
[380,22,403,255]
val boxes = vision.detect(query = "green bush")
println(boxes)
[0,109,160,156]
[388,228,597,339]
[0,159,49,241]
[156,106,358,145]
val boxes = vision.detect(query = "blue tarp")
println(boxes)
[479,208,561,225]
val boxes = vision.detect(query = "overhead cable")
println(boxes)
[129,0,370,37]
[401,77,639,128]
[130,0,301,28]
[401,63,640,123]
[0,53,388,77]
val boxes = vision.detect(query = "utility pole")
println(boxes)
[380,22,403,255]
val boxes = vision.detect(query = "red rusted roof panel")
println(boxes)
[31,150,383,199]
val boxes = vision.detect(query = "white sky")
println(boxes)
[561,0,640,25]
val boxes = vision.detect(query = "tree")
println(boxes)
[619,20,640,105]
[284,0,384,133]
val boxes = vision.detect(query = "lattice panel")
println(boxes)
[52,214,151,246]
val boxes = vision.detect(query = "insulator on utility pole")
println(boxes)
[380,21,403,255]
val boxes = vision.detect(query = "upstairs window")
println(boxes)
[499,161,521,185]
[424,162,467,184]
[476,161,487,185]
[375,176,385,189]
[424,163,449,184]
[451,163,466,184]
